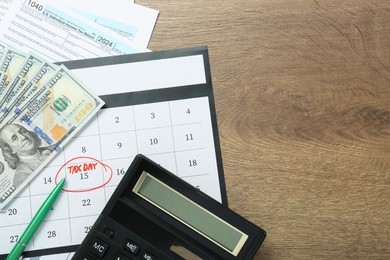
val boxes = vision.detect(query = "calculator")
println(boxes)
[72,154,266,260]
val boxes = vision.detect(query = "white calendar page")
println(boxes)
[0,47,227,258]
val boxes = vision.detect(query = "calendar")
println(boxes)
[0,47,227,258]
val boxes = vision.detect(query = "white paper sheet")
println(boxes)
[0,0,148,62]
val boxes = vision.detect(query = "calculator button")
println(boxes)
[141,250,158,260]
[123,239,140,255]
[90,238,109,258]
[81,255,96,260]
[113,252,131,260]
[104,227,115,238]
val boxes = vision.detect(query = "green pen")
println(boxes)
[6,178,66,260]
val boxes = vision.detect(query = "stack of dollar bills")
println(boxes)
[0,47,105,210]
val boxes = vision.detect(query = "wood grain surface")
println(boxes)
[137,1,390,259]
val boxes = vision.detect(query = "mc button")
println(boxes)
[89,238,109,258]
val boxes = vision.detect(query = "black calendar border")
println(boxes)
[4,47,227,259]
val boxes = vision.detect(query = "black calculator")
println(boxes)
[72,154,266,260]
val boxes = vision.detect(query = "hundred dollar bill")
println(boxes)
[0,48,27,103]
[0,66,105,209]
[0,47,7,65]
[0,60,58,123]
[0,47,9,81]
[0,53,45,122]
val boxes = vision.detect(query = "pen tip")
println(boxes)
[58,178,66,186]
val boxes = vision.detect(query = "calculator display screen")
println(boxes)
[133,171,248,256]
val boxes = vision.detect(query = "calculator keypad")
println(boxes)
[86,238,160,260]
[83,222,164,260]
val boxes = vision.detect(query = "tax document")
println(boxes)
[0,0,148,62]
[59,0,159,47]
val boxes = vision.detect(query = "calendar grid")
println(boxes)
[28,187,34,248]
[95,111,109,209]
[131,106,140,164]
[168,100,179,176]
[63,150,73,245]
[1,82,226,259]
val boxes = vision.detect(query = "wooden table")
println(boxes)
[138,1,390,259]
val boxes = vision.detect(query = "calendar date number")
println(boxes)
[10,235,19,243]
